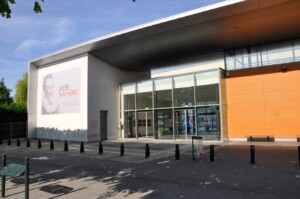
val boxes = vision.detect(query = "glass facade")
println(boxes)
[225,39,300,70]
[121,70,222,141]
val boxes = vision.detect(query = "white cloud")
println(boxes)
[14,17,75,55]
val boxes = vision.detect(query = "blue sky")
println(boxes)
[0,0,223,96]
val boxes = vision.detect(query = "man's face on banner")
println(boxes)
[45,77,55,104]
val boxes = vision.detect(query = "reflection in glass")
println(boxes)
[137,111,153,138]
[136,92,152,109]
[124,111,136,138]
[196,84,219,105]
[124,94,135,110]
[175,109,195,139]
[174,87,194,107]
[155,110,173,139]
[197,106,220,140]
[155,90,172,108]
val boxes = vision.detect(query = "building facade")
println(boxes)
[28,0,300,142]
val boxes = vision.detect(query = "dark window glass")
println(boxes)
[155,110,173,139]
[124,94,135,110]
[124,111,136,138]
[196,84,219,105]
[136,92,152,109]
[174,87,194,107]
[155,90,172,108]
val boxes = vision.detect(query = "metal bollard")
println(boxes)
[0,137,2,145]
[298,146,300,167]
[175,144,180,160]
[250,145,255,164]
[99,142,103,155]
[50,140,54,150]
[8,138,11,146]
[1,154,6,197]
[64,140,68,152]
[120,143,124,156]
[145,144,150,158]
[210,145,215,162]
[26,138,30,148]
[17,138,20,147]
[80,142,84,153]
[38,139,42,149]
[25,157,29,199]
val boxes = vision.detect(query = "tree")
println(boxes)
[0,0,136,18]
[0,77,13,104]
[0,0,44,18]
[15,73,27,105]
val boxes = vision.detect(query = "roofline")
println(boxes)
[29,0,244,65]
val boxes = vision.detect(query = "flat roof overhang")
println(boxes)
[30,0,300,71]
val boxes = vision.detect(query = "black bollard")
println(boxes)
[145,144,150,158]
[210,145,215,162]
[250,145,255,164]
[17,138,20,147]
[8,138,11,146]
[120,143,124,156]
[26,138,30,148]
[0,137,2,145]
[38,139,42,149]
[64,140,68,152]
[175,144,180,160]
[50,140,54,150]
[250,136,253,142]
[298,146,300,167]
[99,142,103,155]
[80,142,84,153]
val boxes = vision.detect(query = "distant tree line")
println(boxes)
[0,75,27,123]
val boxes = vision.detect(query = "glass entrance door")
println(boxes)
[137,111,153,138]
[175,109,195,139]
[196,106,220,140]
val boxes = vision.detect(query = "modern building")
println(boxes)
[28,0,300,142]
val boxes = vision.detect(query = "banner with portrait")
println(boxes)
[41,67,81,115]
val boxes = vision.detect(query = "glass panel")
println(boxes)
[154,78,172,91]
[124,94,135,110]
[196,106,220,141]
[195,71,219,86]
[196,84,219,105]
[155,110,173,139]
[225,50,235,70]
[154,90,172,108]
[137,111,153,138]
[174,87,194,107]
[266,42,293,65]
[136,92,152,109]
[174,74,194,88]
[294,40,300,61]
[122,84,136,110]
[137,80,153,109]
[124,111,136,138]
[249,47,262,68]
[175,109,195,139]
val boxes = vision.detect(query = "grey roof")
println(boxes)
[30,0,300,71]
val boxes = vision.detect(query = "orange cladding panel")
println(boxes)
[226,67,300,139]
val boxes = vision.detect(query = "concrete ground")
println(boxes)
[0,139,299,199]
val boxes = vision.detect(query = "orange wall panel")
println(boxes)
[226,66,300,139]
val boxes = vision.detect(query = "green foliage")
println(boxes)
[0,102,27,122]
[0,0,44,18]
[15,73,28,106]
[0,77,13,104]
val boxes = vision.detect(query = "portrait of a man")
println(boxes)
[42,74,61,114]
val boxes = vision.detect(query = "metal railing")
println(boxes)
[0,122,27,139]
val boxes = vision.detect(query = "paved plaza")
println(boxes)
[0,139,299,199]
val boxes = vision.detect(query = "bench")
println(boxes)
[247,136,275,142]
[0,155,29,199]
